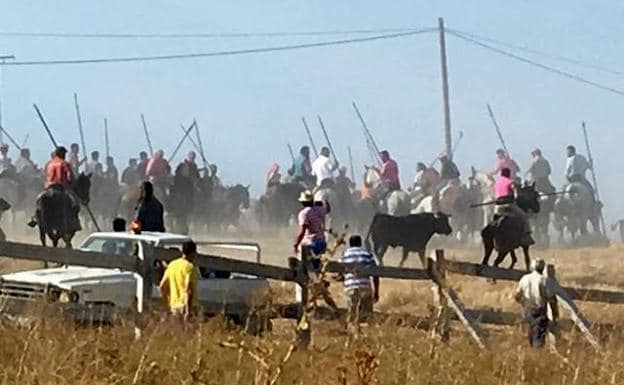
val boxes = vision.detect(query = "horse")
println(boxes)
[119,183,141,222]
[210,184,250,231]
[36,173,91,248]
[530,179,556,247]
[90,175,121,228]
[469,167,496,230]
[553,182,600,243]
[257,182,305,228]
[480,183,540,270]
[167,173,198,234]
[364,167,410,216]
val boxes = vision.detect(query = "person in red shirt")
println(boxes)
[379,150,400,191]
[493,168,532,242]
[46,147,74,188]
[29,146,81,230]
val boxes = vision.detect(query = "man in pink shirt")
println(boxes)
[379,150,400,191]
[145,150,171,182]
[494,168,531,240]
[492,149,520,179]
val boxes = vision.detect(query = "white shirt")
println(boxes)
[516,271,556,311]
[0,154,12,174]
[311,155,335,186]
[566,154,590,179]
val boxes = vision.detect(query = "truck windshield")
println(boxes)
[81,237,137,257]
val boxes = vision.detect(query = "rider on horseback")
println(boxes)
[431,154,460,212]
[525,148,555,194]
[494,167,533,244]
[312,147,339,188]
[28,146,81,231]
[565,145,594,198]
[379,150,400,191]
[290,146,315,187]
[413,162,440,196]
[492,149,520,179]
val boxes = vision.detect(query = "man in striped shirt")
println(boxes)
[341,235,380,323]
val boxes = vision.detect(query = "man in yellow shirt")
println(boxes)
[159,241,200,319]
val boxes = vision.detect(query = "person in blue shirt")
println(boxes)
[290,146,314,186]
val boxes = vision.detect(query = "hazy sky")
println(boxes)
[0,1,623,222]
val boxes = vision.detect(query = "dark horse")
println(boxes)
[36,173,91,248]
[481,183,540,270]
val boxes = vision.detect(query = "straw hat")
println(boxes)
[298,190,314,203]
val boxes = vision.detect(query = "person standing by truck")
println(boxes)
[159,240,200,320]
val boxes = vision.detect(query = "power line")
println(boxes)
[448,30,624,98]
[0,28,435,67]
[0,27,421,40]
[449,29,623,76]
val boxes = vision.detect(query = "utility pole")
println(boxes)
[0,55,16,145]
[438,18,452,160]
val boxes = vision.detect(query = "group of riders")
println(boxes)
[265,142,600,242]
[0,142,225,238]
[0,135,601,246]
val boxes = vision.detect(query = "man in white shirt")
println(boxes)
[565,145,594,197]
[0,144,12,175]
[311,147,339,187]
[515,259,556,348]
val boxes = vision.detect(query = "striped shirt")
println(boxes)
[341,247,377,291]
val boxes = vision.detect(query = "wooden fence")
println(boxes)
[0,240,621,351]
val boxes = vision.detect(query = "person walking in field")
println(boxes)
[159,240,200,320]
[514,259,556,348]
[341,235,379,323]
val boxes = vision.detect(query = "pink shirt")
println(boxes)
[145,158,170,179]
[494,176,514,199]
[495,157,519,178]
[297,205,328,245]
[381,159,400,186]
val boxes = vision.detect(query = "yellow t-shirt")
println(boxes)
[162,256,199,310]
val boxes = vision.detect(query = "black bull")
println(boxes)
[365,212,453,267]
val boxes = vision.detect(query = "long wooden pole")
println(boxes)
[438,17,453,160]
[486,104,511,156]
[140,114,154,155]
[582,122,607,238]
[193,119,209,169]
[104,118,110,158]
[0,124,21,150]
[169,121,196,162]
[301,117,318,158]
[352,101,382,166]
[33,104,58,147]
[73,93,87,168]
[287,142,296,164]
[317,115,339,164]
[348,146,355,182]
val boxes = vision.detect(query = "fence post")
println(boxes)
[428,249,450,342]
[545,264,560,348]
[134,242,155,340]
[289,255,310,347]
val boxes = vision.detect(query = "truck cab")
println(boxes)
[0,232,271,329]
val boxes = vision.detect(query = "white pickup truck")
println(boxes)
[0,232,271,330]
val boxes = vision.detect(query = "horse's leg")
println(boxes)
[375,244,388,267]
[508,250,517,270]
[398,248,409,268]
[522,245,531,271]
[480,228,494,266]
[493,250,507,268]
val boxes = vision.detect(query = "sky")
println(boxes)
[0,1,623,222]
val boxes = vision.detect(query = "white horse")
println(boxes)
[363,167,410,216]
[469,167,495,228]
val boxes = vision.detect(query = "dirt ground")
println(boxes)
[1,221,624,384]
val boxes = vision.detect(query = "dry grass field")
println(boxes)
[1,225,624,385]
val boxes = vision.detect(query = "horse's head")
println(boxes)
[73,172,92,205]
[517,182,540,214]
[229,184,250,209]
[363,166,381,187]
